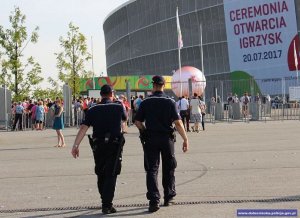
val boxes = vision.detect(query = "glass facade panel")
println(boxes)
[203,45,209,75]
[296,0,300,31]
[218,5,227,41]
[222,43,230,72]
[190,12,200,46]
[180,0,189,14]
[196,0,204,10]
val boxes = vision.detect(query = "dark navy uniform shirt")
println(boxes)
[82,98,127,138]
[135,91,180,134]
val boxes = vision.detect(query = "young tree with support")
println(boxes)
[54,22,91,99]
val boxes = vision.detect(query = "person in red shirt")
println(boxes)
[119,95,130,133]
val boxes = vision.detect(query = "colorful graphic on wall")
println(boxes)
[80,75,172,92]
[171,66,206,97]
[224,0,299,95]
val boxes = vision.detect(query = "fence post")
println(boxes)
[282,77,286,104]
[281,104,284,122]
[220,81,224,103]
[63,84,72,127]
[125,80,131,126]
[226,104,233,123]
[4,85,8,131]
[298,103,300,121]
[210,105,215,124]
[188,78,193,98]
[0,86,11,131]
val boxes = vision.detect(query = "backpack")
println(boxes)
[244,96,249,104]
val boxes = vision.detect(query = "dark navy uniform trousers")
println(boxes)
[143,133,177,204]
[92,142,120,208]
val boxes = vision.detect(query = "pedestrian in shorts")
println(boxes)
[189,93,202,133]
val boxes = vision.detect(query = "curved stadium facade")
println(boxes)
[103,0,300,97]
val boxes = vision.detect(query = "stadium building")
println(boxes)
[103,0,300,99]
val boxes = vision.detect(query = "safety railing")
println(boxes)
[270,103,300,121]
[208,105,216,124]
[3,103,300,132]
[7,112,51,131]
[76,110,85,129]
[203,102,300,123]
[0,113,10,131]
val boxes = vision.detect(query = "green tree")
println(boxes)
[0,7,43,101]
[55,22,91,99]
[32,87,62,101]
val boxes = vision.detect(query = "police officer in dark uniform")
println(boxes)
[135,76,189,213]
[71,84,127,214]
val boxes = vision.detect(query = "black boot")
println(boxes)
[102,206,117,214]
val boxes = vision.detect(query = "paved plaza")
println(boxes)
[0,121,300,217]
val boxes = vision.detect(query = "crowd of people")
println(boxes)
[9,92,207,150]
[73,95,132,133]
[11,98,55,131]
[10,98,66,147]
[176,94,206,133]
[226,92,271,105]
[10,92,208,134]
[225,92,272,117]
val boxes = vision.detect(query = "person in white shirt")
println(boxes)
[189,93,201,133]
[227,93,234,104]
[232,94,239,103]
[240,92,250,118]
[177,96,190,132]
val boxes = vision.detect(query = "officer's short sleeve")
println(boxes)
[171,100,181,121]
[134,101,145,122]
[81,109,92,126]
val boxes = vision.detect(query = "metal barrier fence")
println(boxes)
[2,103,300,131]
[163,77,299,103]
[3,109,136,131]
[73,105,300,125]
[76,110,85,129]
[5,112,55,131]
[204,103,300,123]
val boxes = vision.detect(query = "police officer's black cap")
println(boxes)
[152,75,165,85]
[100,84,114,95]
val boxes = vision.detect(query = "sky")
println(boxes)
[0,0,128,86]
